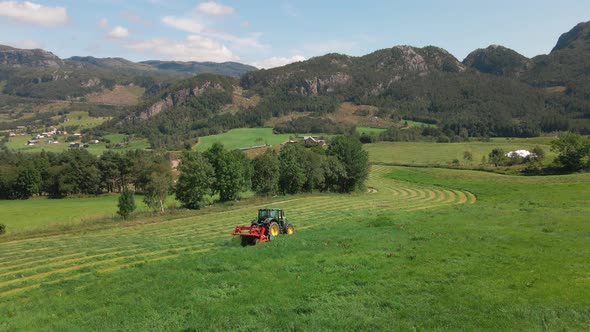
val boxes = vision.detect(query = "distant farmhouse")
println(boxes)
[284,136,326,147]
[505,149,536,159]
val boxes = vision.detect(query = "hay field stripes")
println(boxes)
[0,165,476,298]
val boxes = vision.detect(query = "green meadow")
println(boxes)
[356,126,387,135]
[365,140,556,166]
[0,195,153,234]
[0,140,589,330]
[195,127,297,151]
[4,133,150,155]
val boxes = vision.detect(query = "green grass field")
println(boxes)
[4,134,150,155]
[365,140,556,167]
[1,161,589,329]
[1,138,589,330]
[356,126,387,135]
[0,195,154,234]
[400,119,437,128]
[60,111,110,130]
[195,128,296,151]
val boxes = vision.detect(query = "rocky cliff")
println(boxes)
[0,45,63,68]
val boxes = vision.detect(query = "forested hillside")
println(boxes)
[2,22,590,150]
[0,45,256,101]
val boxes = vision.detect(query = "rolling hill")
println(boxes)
[0,45,257,101]
[2,21,590,150]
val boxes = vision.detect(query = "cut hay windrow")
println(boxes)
[0,165,476,298]
[0,247,214,298]
[0,243,217,293]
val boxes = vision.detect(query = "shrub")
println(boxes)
[117,189,136,220]
[0,223,6,235]
[531,146,545,161]
[551,132,590,171]
[463,151,473,161]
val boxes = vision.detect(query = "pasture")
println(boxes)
[1,160,589,329]
[0,195,155,234]
[3,133,150,155]
[194,128,295,151]
[365,140,556,167]
[356,126,386,135]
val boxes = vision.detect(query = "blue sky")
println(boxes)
[0,0,588,68]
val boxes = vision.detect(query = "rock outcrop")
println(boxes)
[0,45,63,68]
[135,80,225,120]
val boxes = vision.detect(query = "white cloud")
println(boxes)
[252,55,306,69]
[162,16,203,34]
[207,31,267,50]
[162,16,267,50]
[98,17,109,29]
[0,1,68,26]
[2,39,42,49]
[108,26,129,39]
[196,1,233,15]
[127,35,238,62]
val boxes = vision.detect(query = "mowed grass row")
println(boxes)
[0,166,469,251]
[1,165,589,330]
[0,167,473,254]
[0,165,474,298]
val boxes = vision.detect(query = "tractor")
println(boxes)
[232,208,294,246]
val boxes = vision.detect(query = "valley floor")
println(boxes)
[0,165,589,330]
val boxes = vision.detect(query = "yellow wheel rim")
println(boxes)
[270,225,279,236]
[287,227,294,235]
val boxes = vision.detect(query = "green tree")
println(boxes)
[327,135,369,192]
[175,152,214,209]
[278,143,307,194]
[233,150,253,193]
[217,152,246,202]
[143,162,173,213]
[321,155,346,192]
[303,148,325,192]
[252,150,280,196]
[98,150,122,193]
[463,151,473,162]
[204,143,248,202]
[13,165,41,199]
[488,148,508,167]
[117,188,136,220]
[550,132,590,171]
[531,146,545,161]
[60,149,102,196]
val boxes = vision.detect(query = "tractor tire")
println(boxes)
[284,223,295,235]
[268,222,280,238]
[240,236,251,247]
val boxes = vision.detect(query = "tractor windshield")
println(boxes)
[258,209,279,220]
[258,210,270,220]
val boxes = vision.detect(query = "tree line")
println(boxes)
[0,148,172,200]
[485,132,590,173]
[0,135,370,215]
[174,135,369,209]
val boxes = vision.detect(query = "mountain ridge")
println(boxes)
[2,21,590,149]
[0,45,257,78]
